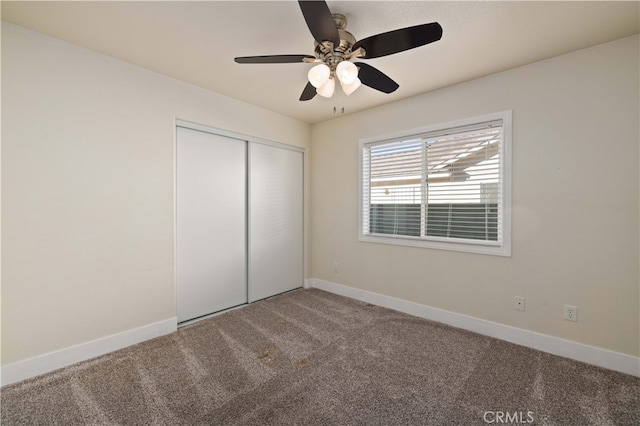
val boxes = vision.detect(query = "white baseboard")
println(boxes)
[4,282,637,384]
[1,317,177,386]
[309,278,640,377]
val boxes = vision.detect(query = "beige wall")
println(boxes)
[1,23,311,365]
[310,35,639,356]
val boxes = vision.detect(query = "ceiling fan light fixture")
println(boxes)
[316,77,335,98]
[336,61,358,85]
[308,63,331,88]
[235,1,443,102]
[341,77,361,95]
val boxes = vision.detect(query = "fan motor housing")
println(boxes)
[314,14,356,67]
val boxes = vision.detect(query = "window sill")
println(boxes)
[359,233,511,257]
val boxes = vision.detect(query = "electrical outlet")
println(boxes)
[564,304,578,322]
[331,262,340,273]
[514,296,525,312]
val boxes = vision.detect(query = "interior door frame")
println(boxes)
[173,118,305,326]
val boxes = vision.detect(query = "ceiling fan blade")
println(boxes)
[353,22,442,59]
[298,0,340,46]
[235,55,315,64]
[354,62,399,94]
[299,81,317,101]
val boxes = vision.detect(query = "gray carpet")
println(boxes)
[2,288,639,425]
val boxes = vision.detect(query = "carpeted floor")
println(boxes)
[2,288,639,425]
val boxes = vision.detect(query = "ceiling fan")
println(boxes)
[234,0,442,101]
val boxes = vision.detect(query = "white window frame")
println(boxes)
[358,110,512,257]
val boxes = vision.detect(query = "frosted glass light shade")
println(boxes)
[336,61,358,85]
[308,64,331,88]
[341,77,361,95]
[316,77,335,98]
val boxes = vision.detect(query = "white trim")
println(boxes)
[359,234,510,256]
[175,119,305,153]
[173,117,179,326]
[308,278,640,377]
[247,141,253,304]
[359,111,512,146]
[1,318,177,386]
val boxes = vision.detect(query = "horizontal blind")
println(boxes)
[363,120,503,245]
[364,138,423,237]
[425,123,502,243]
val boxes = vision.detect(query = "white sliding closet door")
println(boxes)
[249,142,303,302]
[177,126,247,323]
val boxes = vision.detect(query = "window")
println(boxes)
[360,111,511,256]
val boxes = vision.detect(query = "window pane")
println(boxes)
[425,126,501,242]
[426,203,498,240]
[367,139,423,237]
[370,204,421,236]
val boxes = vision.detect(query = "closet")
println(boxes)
[176,123,303,323]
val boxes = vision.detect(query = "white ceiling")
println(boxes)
[2,1,639,124]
